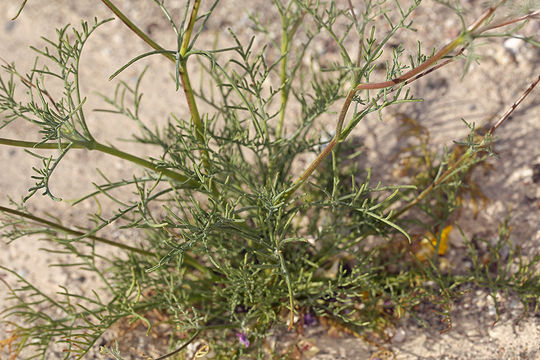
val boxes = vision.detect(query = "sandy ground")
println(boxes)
[0,0,539,359]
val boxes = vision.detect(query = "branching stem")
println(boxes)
[286,1,523,199]
[101,0,213,175]
[0,138,199,187]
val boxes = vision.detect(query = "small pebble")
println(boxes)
[5,21,16,32]
[476,296,486,308]
[393,328,406,343]
[503,38,524,55]
[506,167,533,185]
[532,164,540,184]
[509,299,521,310]
[487,296,497,317]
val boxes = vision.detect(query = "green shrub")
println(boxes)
[0,0,538,358]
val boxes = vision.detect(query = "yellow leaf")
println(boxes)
[434,225,453,255]
[413,225,453,261]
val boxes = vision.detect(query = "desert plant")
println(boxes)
[0,0,538,358]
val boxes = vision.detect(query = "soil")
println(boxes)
[0,1,538,359]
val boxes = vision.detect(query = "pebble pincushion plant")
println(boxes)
[0,0,539,358]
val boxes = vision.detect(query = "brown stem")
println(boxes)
[352,36,465,92]
[480,10,540,32]
[488,74,540,136]
[467,0,506,33]
[287,0,527,199]
[290,37,465,194]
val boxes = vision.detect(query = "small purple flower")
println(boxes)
[236,332,250,348]
[304,312,316,326]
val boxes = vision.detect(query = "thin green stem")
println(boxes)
[178,66,211,170]
[0,138,77,149]
[0,137,199,187]
[276,8,304,139]
[155,330,201,360]
[277,23,290,139]
[100,0,175,62]
[278,248,295,331]
[178,0,213,175]
[92,141,195,185]
[347,0,369,86]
